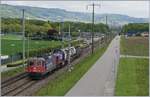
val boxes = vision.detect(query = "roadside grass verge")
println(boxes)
[35,44,109,96]
[1,66,25,79]
[121,36,148,56]
[115,58,149,96]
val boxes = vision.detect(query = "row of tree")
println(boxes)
[2,18,109,37]
[121,23,148,33]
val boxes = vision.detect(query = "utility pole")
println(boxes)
[59,23,61,35]
[57,17,61,40]
[106,15,108,25]
[57,16,64,48]
[61,20,64,49]
[22,9,25,68]
[106,15,108,43]
[27,17,29,60]
[68,24,72,72]
[86,3,100,54]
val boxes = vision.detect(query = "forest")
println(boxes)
[1,18,109,37]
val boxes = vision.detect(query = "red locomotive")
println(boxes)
[26,46,81,79]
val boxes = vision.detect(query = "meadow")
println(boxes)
[120,36,149,56]
[1,39,62,55]
[115,58,149,96]
[115,36,149,96]
[1,35,68,55]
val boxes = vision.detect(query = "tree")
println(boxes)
[121,23,148,34]
[2,18,109,36]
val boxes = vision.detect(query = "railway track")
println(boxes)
[1,72,37,96]
[1,46,91,96]
[1,72,28,88]
[1,38,106,96]
[18,46,93,96]
[2,80,36,96]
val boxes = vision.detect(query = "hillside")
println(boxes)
[0,4,148,25]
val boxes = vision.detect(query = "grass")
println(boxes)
[1,35,82,55]
[115,58,149,96]
[121,36,149,56]
[1,39,62,55]
[1,34,23,40]
[1,66,25,79]
[35,44,108,96]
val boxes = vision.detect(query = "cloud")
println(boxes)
[1,1,149,18]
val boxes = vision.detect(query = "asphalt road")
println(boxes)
[66,35,120,96]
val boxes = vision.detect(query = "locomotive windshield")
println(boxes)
[28,58,45,66]
[29,61,34,66]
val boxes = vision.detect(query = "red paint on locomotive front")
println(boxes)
[26,65,46,73]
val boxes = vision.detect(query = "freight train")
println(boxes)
[25,46,81,79]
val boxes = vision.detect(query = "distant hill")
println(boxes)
[0,4,148,25]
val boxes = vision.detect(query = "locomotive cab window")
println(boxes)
[29,61,34,66]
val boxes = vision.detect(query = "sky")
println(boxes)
[1,1,149,18]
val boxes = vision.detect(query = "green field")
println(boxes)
[1,34,62,55]
[35,44,108,96]
[115,58,149,96]
[2,39,62,55]
[121,36,149,56]
[1,35,82,55]
[1,34,23,40]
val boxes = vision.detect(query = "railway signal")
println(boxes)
[86,3,101,54]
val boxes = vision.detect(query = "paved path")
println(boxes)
[66,36,120,96]
[120,55,149,59]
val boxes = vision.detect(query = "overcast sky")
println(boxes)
[1,1,149,18]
